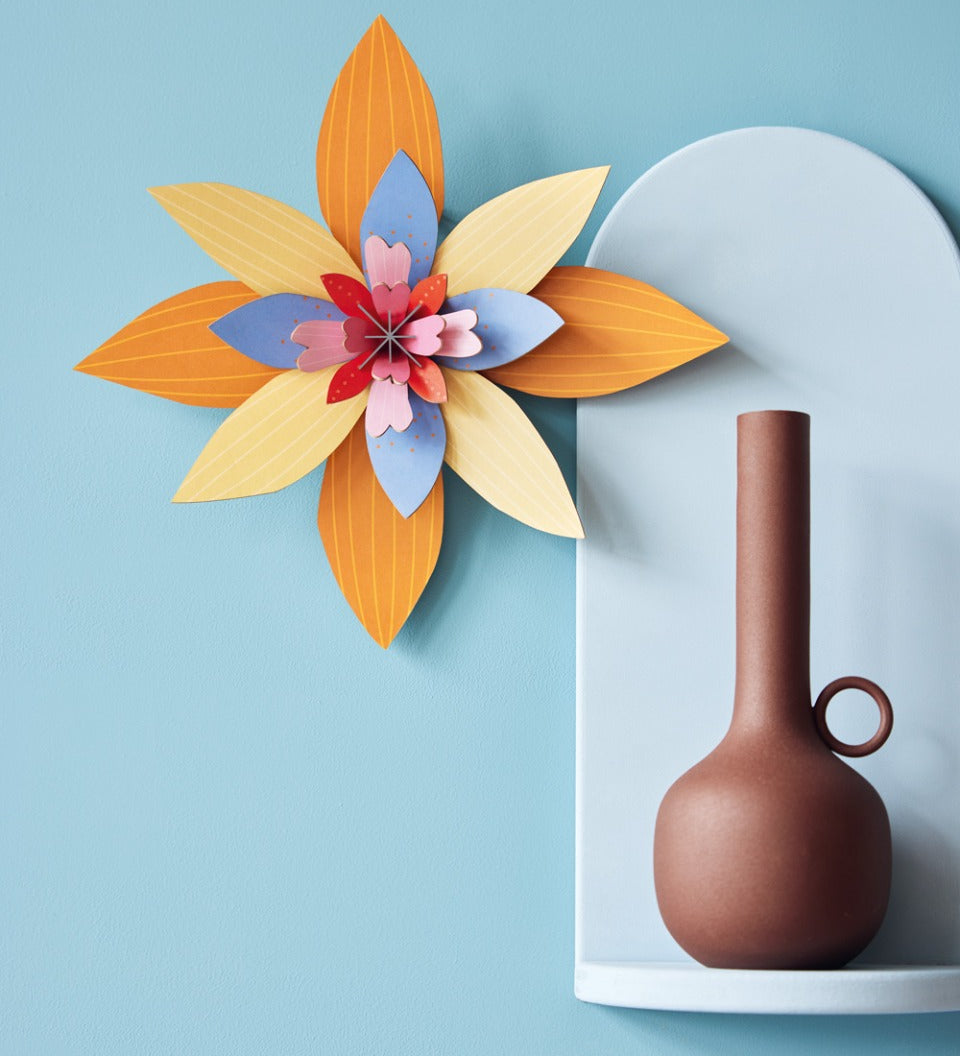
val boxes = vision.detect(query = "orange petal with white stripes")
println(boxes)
[149,183,362,296]
[172,367,366,502]
[484,266,728,397]
[433,168,608,297]
[316,15,444,267]
[74,282,280,408]
[318,418,443,648]
[442,370,583,538]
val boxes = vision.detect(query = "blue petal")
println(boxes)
[210,294,347,368]
[437,289,563,372]
[360,151,438,288]
[366,391,445,518]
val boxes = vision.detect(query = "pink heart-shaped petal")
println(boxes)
[371,352,411,384]
[399,315,444,357]
[436,309,482,358]
[364,235,413,289]
[343,316,379,358]
[371,282,411,324]
[366,379,414,437]
[292,320,352,372]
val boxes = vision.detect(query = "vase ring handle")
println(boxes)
[814,676,893,757]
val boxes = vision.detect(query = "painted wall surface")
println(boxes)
[2,1,958,1052]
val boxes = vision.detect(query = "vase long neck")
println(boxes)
[732,411,812,735]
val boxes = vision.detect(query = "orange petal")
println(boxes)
[483,266,728,397]
[318,418,443,648]
[408,273,447,317]
[316,15,443,268]
[408,358,446,403]
[74,282,280,407]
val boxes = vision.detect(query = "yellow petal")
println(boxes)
[442,370,583,538]
[318,418,444,648]
[149,183,362,296]
[173,368,365,502]
[433,167,609,297]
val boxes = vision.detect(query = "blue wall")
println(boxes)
[3,1,958,1051]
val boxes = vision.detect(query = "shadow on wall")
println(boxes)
[843,469,960,965]
[576,342,764,564]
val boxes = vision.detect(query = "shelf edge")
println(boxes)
[574,961,960,1015]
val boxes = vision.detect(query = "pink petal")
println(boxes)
[399,314,444,357]
[343,316,380,358]
[371,353,411,384]
[365,379,414,437]
[292,320,352,372]
[364,235,412,289]
[436,309,482,358]
[371,282,411,323]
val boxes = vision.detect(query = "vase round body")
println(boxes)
[653,410,893,970]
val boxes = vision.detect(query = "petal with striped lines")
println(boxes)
[433,167,609,297]
[172,367,366,502]
[149,183,362,296]
[74,282,280,408]
[441,370,583,538]
[318,418,444,648]
[483,266,729,397]
[316,15,444,268]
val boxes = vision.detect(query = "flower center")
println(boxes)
[356,303,423,370]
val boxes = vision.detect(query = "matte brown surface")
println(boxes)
[653,411,893,970]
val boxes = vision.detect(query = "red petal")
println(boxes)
[322,273,376,319]
[327,358,374,403]
[407,274,447,317]
[343,315,380,358]
[408,358,447,403]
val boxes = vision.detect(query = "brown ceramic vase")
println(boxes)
[653,410,894,970]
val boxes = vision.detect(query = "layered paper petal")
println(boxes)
[149,184,361,295]
[74,282,280,408]
[437,290,560,370]
[408,359,446,403]
[367,391,446,518]
[212,293,347,369]
[364,235,412,289]
[360,151,438,288]
[371,354,411,384]
[366,379,413,436]
[433,168,609,296]
[316,15,444,267]
[399,315,443,356]
[294,321,352,372]
[442,371,583,538]
[408,274,447,317]
[434,310,481,358]
[371,281,411,324]
[328,358,374,403]
[172,368,365,502]
[343,316,379,359]
[318,417,444,648]
[322,274,376,318]
[483,266,729,396]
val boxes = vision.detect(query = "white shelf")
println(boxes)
[575,963,960,1015]
[576,128,960,1016]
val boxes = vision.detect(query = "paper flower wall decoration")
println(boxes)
[75,16,727,647]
